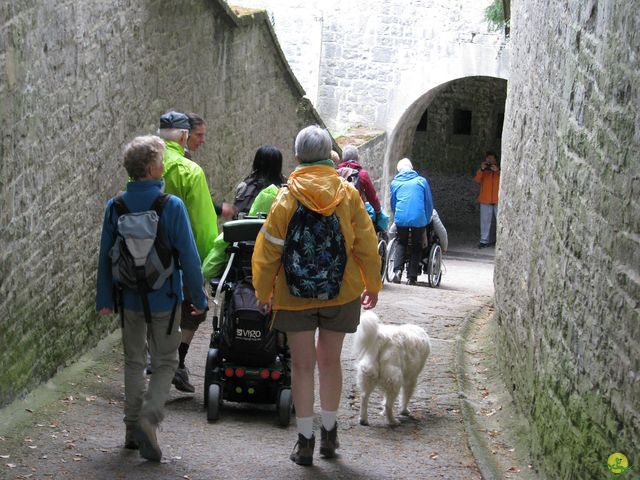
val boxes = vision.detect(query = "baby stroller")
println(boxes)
[385,222,443,287]
[204,217,292,425]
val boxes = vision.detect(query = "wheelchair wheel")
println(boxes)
[207,383,222,422]
[427,244,442,288]
[204,348,220,407]
[378,237,388,283]
[277,388,293,427]
[385,238,398,283]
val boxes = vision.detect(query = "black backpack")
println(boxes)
[221,280,277,366]
[282,202,347,300]
[110,193,177,328]
[234,176,264,215]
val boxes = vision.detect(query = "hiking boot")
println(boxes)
[124,424,139,450]
[172,367,195,393]
[290,433,315,466]
[391,271,402,284]
[320,423,339,458]
[135,417,162,462]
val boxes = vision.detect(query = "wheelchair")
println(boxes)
[384,223,443,287]
[377,228,389,283]
[205,217,292,426]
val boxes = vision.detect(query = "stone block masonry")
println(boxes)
[0,0,325,406]
[495,1,639,478]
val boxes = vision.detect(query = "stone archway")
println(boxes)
[384,76,508,243]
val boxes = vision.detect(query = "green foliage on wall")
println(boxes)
[484,0,509,31]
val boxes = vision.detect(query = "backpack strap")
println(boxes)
[150,193,171,217]
[150,193,180,333]
[112,192,129,217]
[166,295,179,335]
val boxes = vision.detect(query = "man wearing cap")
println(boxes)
[389,158,433,286]
[158,111,217,393]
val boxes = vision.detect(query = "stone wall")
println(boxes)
[411,76,506,235]
[0,0,325,406]
[411,76,506,175]
[495,1,639,477]
[357,133,387,198]
[228,0,509,132]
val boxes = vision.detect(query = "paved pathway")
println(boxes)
[0,240,497,480]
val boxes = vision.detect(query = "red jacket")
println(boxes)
[473,168,500,204]
[336,160,381,212]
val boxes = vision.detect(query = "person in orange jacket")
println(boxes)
[473,151,500,248]
[252,125,381,466]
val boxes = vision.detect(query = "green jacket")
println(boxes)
[162,140,218,261]
[202,184,279,280]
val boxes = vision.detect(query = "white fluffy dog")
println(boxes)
[353,311,431,426]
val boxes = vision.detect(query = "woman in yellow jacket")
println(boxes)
[473,151,501,248]
[252,125,381,466]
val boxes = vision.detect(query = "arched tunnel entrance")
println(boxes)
[386,76,508,244]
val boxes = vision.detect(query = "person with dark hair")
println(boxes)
[233,144,285,216]
[96,135,207,461]
[184,112,236,220]
[473,151,500,248]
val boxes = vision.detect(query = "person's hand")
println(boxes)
[490,164,499,172]
[221,202,237,220]
[481,161,488,170]
[257,299,272,315]
[191,304,206,316]
[98,307,113,316]
[361,290,378,310]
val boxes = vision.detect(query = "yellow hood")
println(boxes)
[288,164,347,215]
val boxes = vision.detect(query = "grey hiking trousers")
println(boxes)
[121,307,181,426]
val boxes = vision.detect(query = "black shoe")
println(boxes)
[135,417,162,462]
[407,279,417,286]
[478,242,488,249]
[172,367,195,393]
[290,433,315,466]
[391,271,402,284]
[124,425,139,450]
[320,423,339,458]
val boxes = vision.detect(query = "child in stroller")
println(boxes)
[203,187,292,425]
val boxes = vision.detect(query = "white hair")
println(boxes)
[397,158,413,172]
[157,127,189,144]
[342,144,359,162]
[294,125,332,162]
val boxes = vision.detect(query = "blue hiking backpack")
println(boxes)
[282,202,347,300]
[110,193,178,331]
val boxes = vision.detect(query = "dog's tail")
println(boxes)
[352,311,381,361]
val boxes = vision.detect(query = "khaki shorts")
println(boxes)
[180,285,208,331]
[272,298,362,333]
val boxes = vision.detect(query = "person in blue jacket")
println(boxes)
[389,158,434,285]
[96,135,207,462]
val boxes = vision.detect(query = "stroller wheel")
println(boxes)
[207,384,222,422]
[277,388,293,427]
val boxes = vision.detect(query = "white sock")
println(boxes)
[296,416,314,439]
[321,410,337,431]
